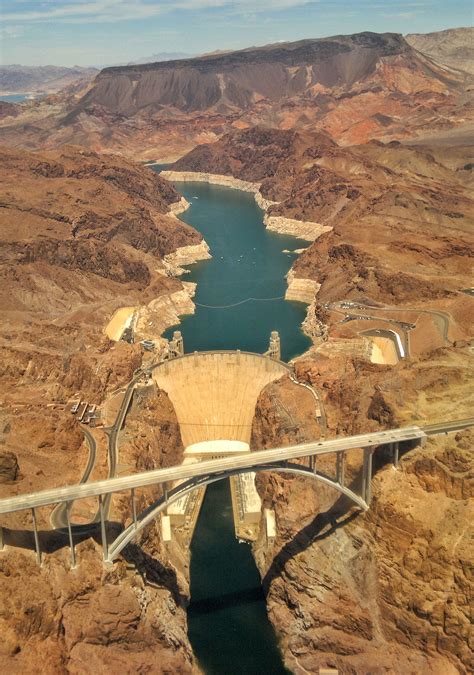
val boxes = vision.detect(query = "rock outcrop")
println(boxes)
[251,355,474,673]
[0,451,19,483]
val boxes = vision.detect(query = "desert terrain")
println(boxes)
[0,30,472,160]
[0,25,472,675]
[0,146,210,671]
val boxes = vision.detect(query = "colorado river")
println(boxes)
[153,174,310,674]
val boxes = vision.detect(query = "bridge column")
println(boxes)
[336,451,345,486]
[31,507,41,566]
[98,495,108,561]
[361,448,373,506]
[309,455,317,473]
[131,488,138,530]
[66,501,76,569]
[163,482,169,505]
[0,525,4,551]
[392,442,399,468]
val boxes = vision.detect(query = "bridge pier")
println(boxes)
[392,442,399,468]
[31,507,41,566]
[336,451,345,485]
[131,488,138,530]
[66,501,76,569]
[98,495,108,561]
[361,448,373,505]
[0,525,3,551]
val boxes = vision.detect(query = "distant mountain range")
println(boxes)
[127,52,194,65]
[406,27,474,74]
[0,28,471,160]
[0,55,194,94]
[0,65,98,94]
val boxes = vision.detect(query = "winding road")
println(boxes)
[50,426,97,528]
[327,300,454,357]
[50,372,141,529]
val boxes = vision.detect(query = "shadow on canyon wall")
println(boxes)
[261,437,419,592]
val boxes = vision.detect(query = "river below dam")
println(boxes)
[152,173,311,674]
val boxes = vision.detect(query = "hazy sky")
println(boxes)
[1,0,472,67]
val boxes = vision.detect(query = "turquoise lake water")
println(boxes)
[163,181,311,361]
[0,93,31,102]
[151,172,311,674]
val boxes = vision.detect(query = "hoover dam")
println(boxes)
[153,351,290,446]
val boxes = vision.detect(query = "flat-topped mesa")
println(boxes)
[80,32,442,117]
[0,30,467,159]
[99,32,409,78]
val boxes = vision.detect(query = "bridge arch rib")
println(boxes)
[106,464,367,562]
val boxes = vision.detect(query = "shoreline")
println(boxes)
[161,170,332,241]
[161,170,328,345]
[104,197,211,347]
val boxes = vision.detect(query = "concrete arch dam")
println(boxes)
[152,351,291,446]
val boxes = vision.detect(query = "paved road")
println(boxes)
[328,301,453,352]
[289,374,328,437]
[50,426,97,528]
[50,375,140,529]
[0,425,434,515]
[98,378,139,521]
[423,419,474,435]
[1,417,471,518]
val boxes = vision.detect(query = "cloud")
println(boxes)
[384,10,421,18]
[0,25,26,39]
[1,0,316,25]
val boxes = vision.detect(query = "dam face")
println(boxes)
[153,352,289,446]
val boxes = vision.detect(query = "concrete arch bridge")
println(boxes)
[2,421,471,565]
[0,339,472,567]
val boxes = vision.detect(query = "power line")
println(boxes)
[195,296,285,309]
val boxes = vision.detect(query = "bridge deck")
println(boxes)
[0,426,426,515]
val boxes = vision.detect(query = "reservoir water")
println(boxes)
[163,181,311,361]
[152,174,311,674]
[0,93,33,103]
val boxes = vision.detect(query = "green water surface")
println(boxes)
[163,181,311,361]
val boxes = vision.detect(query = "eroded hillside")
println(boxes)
[0,31,471,159]
[0,147,205,672]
